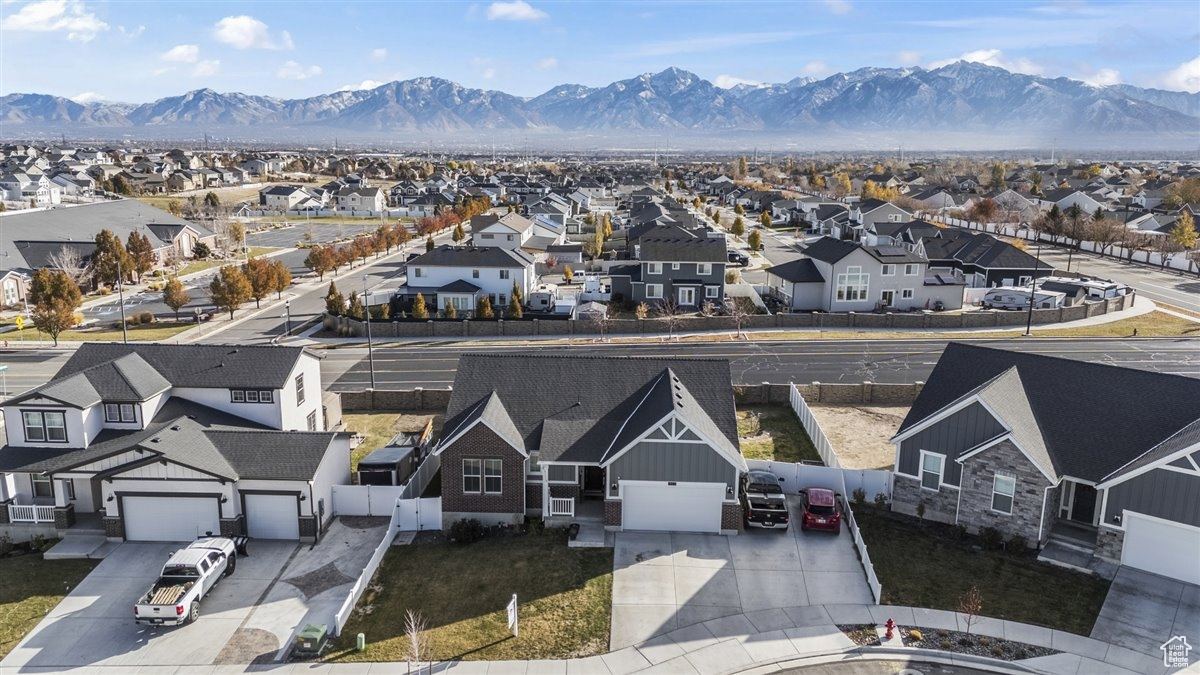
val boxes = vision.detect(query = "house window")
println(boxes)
[888,213,903,222]
[105,404,137,423]
[528,453,541,474]
[31,474,53,499]
[472,269,480,279]
[920,451,944,491]
[295,373,306,405]
[904,264,918,276]
[484,459,503,494]
[1018,276,1031,286]
[63,479,75,501]
[245,390,260,403]
[413,268,423,278]
[499,269,510,280]
[672,262,680,271]
[463,459,482,493]
[506,234,514,241]
[646,284,663,299]
[881,264,895,276]
[307,411,318,431]
[647,262,662,275]
[697,263,712,275]
[481,233,494,239]
[835,266,869,301]
[901,289,914,299]
[232,390,245,403]
[992,474,1016,514]
[260,390,274,404]
[706,285,719,298]
[22,411,66,443]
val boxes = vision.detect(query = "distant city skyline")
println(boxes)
[1,0,1198,103]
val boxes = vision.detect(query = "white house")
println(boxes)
[0,344,349,543]
[469,212,536,250]
[402,244,535,313]
[336,186,385,213]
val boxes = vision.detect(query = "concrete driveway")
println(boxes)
[2,540,297,670]
[611,506,872,649]
[1091,566,1200,660]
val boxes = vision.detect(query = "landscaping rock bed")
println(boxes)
[837,624,1057,661]
[838,624,881,646]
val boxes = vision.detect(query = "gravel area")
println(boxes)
[838,624,1056,661]
[809,405,909,469]
[284,560,356,599]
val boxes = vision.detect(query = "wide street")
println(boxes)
[316,337,1200,391]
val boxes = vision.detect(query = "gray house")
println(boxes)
[433,354,747,534]
[891,343,1200,585]
[610,229,726,309]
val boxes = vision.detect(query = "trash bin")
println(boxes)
[567,523,580,541]
[294,623,328,657]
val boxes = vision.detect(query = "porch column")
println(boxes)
[54,479,69,507]
[542,470,550,521]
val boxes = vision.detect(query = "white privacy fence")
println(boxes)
[788,385,839,468]
[400,453,440,500]
[332,500,400,637]
[332,485,405,516]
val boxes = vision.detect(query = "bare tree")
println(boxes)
[404,609,430,674]
[47,245,92,288]
[728,296,756,339]
[588,305,613,341]
[655,297,682,340]
[1087,216,1125,258]
[959,585,984,636]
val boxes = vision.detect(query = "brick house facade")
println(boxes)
[439,424,526,526]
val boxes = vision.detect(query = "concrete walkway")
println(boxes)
[5,603,1163,674]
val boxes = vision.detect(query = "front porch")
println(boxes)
[1037,519,1117,580]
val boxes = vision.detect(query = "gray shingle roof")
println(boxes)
[766,259,825,283]
[640,235,726,263]
[410,245,534,269]
[57,343,308,390]
[7,352,172,408]
[899,343,1200,482]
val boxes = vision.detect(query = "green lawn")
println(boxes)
[247,246,281,258]
[855,509,1109,635]
[176,259,226,276]
[737,405,821,463]
[326,533,612,662]
[343,412,443,471]
[0,554,98,659]
[7,321,194,343]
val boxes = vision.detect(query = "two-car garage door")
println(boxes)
[621,481,725,534]
[124,496,221,541]
[1121,512,1200,585]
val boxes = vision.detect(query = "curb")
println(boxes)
[732,647,1042,675]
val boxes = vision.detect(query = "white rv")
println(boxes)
[983,286,1065,310]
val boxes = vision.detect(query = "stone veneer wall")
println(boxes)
[721,503,742,533]
[220,515,245,538]
[604,500,621,528]
[957,440,1051,545]
[52,504,75,530]
[299,516,318,540]
[892,474,958,524]
[1096,526,1125,562]
[103,516,124,539]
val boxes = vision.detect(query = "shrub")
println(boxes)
[138,311,154,324]
[940,639,952,650]
[978,526,1004,550]
[951,524,968,541]
[978,636,991,646]
[1007,533,1029,551]
[915,499,927,520]
[449,518,485,544]
[936,629,949,637]
[991,646,1004,656]
[908,630,923,642]
[851,487,866,508]
[0,534,11,556]
[98,287,112,296]
[873,492,888,509]
[125,315,141,326]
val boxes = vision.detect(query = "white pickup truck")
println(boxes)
[133,537,236,626]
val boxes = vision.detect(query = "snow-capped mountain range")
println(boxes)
[2,62,1197,145]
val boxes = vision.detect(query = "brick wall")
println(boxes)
[53,504,75,530]
[440,425,525,518]
[341,388,453,412]
[525,483,542,511]
[604,499,621,528]
[721,502,742,533]
[103,516,125,539]
[0,506,9,525]
[299,516,317,540]
[1096,526,1124,562]
[957,440,1051,544]
[892,474,958,524]
[220,515,246,538]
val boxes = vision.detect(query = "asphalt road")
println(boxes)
[317,337,1200,391]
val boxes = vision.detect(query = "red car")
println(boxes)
[799,488,841,532]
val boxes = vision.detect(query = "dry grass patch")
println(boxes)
[0,555,98,659]
[344,412,443,471]
[807,405,908,470]
[737,405,820,464]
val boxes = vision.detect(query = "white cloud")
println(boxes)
[823,0,852,14]
[802,61,832,77]
[370,47,387,62]
[929,49,1044,76]
[482,67,496,80]
[714,74,761,89]
[337,80,385,92]
[162,44,199,64]
[118,24,144,38]
[1161,56,1200,93]
[897,50,921,66]
[1082,68,1121,87]
[212,15,293,50]
[536,57,557,70]
[486,1,547,21]
[193,60,220,77]
[277,60,322,80]
[152,67,175,76]
[71,92,105,103]
[633,31,802,57]
[0,0,108,42]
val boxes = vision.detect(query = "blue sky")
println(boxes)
[2,0,1198,103]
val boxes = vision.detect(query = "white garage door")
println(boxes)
[124,496,220,542]
[1121,512,1200,585]
[621,481,724,533]
[244,493,301,539]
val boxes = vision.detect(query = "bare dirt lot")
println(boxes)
[807,405,910,469]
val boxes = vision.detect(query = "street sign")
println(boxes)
[14,316,23,330]
[506,594,518,637]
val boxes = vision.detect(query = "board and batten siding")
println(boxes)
[547,465,576,482]
[898,401,1005,487]
[1104,468,1200,528]
[609,440,738,492]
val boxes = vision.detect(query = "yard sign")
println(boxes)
[506,594,518,637]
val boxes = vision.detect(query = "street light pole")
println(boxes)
[1025,239,1043,337]
[116,256,128,344]
[283,300,291,339]
[363,274,376,390]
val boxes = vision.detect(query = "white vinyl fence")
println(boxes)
[788,384,839,468]
[332,500,401,637]
[400,453,440,500]
[842,499,885,604]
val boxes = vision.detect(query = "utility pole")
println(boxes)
[1024,240,1043,336]
[116,256,128,344]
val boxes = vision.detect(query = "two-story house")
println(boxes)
[765,236,964,312]
[398,245,535,315]
[917,230,1051,288]
[609,228,727,308]
[336,186,385,213]
[470,212,536,249]
[0,344,349,544]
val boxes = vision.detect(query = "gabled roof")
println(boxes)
[920,231,1040,269]
[640,234,726,263]
[409,244,534,269]
[56,343,308,391]
[765,258,825,283]
[966,368,1057,481]
[437,279,482,293]
[9,352,171,407]
[441,355,739,466]
[898,343,1200,482]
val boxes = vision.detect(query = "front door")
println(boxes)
[880,290,895,306]
[582,466,604,496]
[678,287,696,306]
[1071,484,1097,524]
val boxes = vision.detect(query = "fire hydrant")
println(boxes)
[884,618,896,639]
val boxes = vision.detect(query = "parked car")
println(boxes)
[740,470,789,530]
[798,488,841,533]
[728,250,750,266]
[134,537,236,626]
